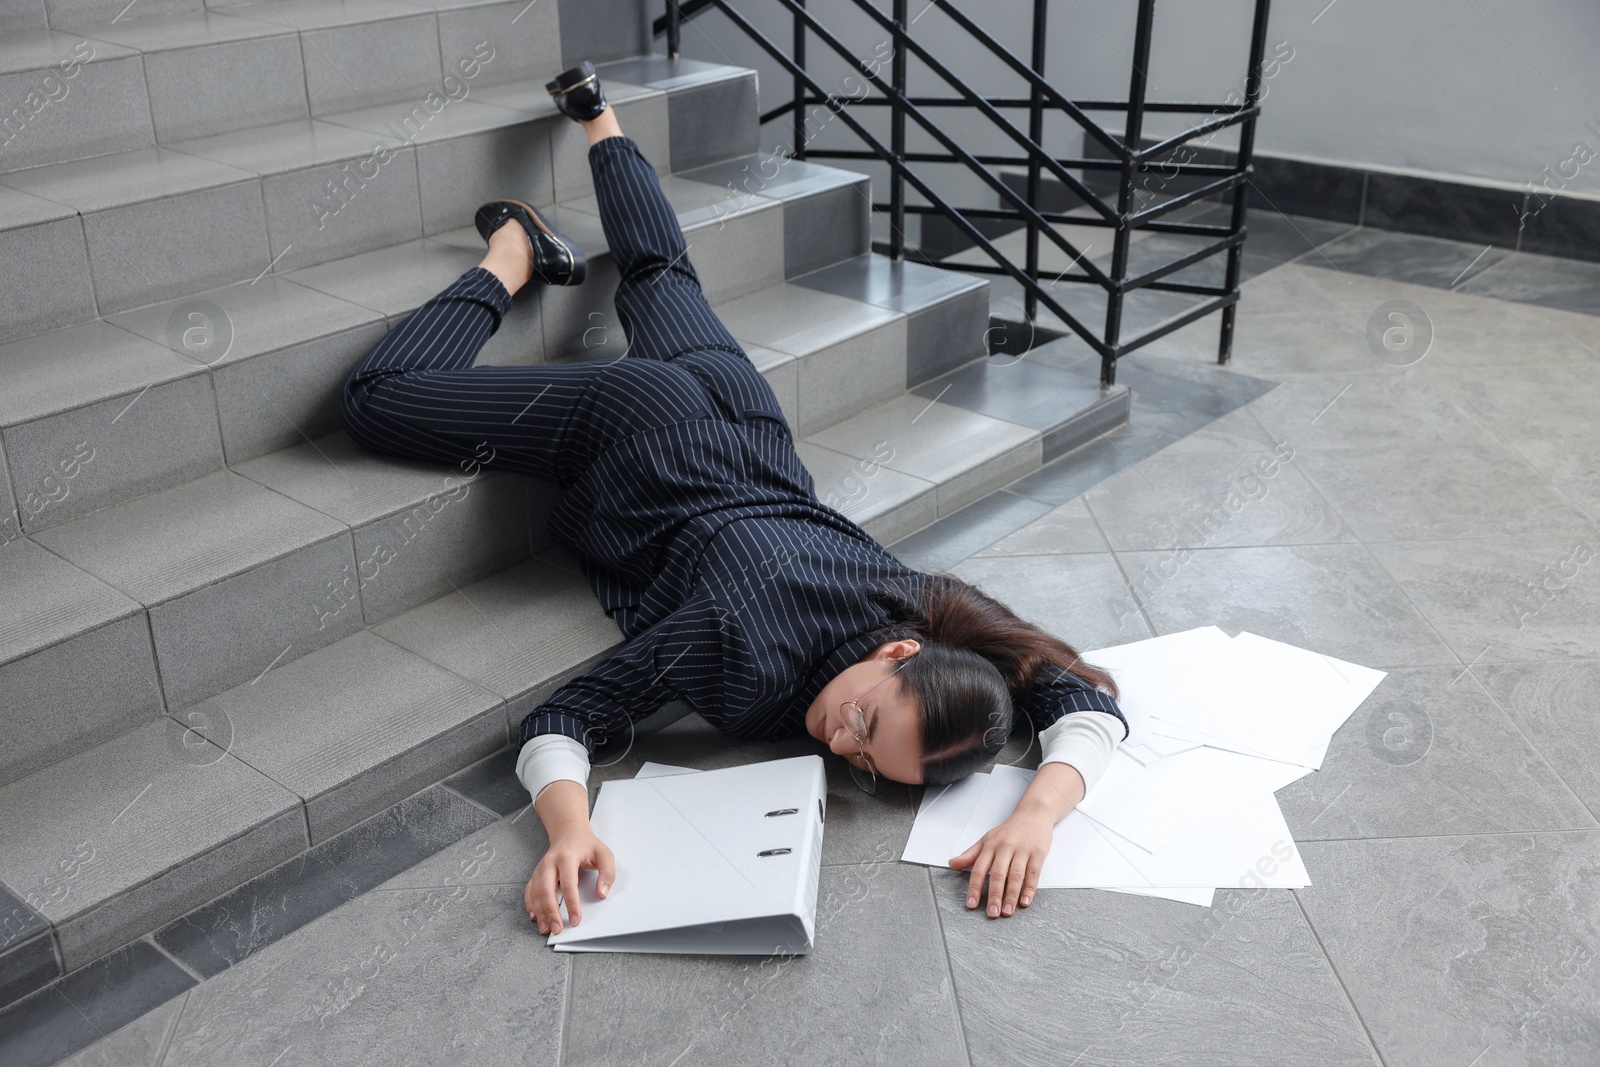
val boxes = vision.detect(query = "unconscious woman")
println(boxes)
[340,61,1128,938]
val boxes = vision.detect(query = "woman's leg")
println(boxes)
[340,258,622,487]
[582,121,744,365]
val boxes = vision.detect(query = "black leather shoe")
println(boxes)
[545,60,607,122]
[473,199,586,287]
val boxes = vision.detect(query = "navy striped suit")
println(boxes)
[342,135,1125,764]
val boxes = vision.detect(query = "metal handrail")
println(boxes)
[654,0,1273,386]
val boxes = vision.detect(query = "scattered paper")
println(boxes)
[900,628,1387,908]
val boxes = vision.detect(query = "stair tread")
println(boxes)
[907,352,1127,433]
[0,320,202,427]
[793,252,989,315]
[0,538,139,665]
[317,95,550,147]
[167,115,405,177]
[106,275,386,369]
[597,55,751,92]
[186,628,502,804]
[805,392,1040,483]
[31,469,347,605]
[679,154,868,203]
[715,281,906,358]
[0,146,255,213]
[0,185,77,230]
[59,9,294,51]
[232,430,518,526]
[371,556,623,701]
[0,28,138,75]
[0,717,304,952]
[216,0,431,32]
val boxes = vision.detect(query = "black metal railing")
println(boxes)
[654,0,1272,387]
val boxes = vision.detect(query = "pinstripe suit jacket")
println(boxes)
[518,348,1127,758]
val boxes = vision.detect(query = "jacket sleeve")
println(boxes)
[1017,661,1130,796]
[515,601,714,757]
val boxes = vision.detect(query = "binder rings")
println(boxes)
[546,755,827,955]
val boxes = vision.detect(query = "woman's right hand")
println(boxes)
[524,828,615,935]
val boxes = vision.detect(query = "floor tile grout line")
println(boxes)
[924,865,976,1067]
[1448,669,1600,829]
[151,988,187,1067]
[145,934,206,985]
[1287,889,1390,1067]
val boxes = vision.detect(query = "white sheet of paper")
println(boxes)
[1088,791,1310,888]
[1081,626,1235,747]
[1075,745,1312,852]
[1099,885,1216,906]
[635,762,698,779]
[1145,632,1386,768]
[900,773,991,867]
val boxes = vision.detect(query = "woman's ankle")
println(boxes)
[583,107,624,147]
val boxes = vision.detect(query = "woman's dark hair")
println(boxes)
[864,574,1118,786]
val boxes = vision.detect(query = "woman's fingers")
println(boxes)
[535,865,563,934]
[986,849,1013,917]
[558,858,583,926]
[964,845,993,908]
[1020,853,1044,909]
[949,839,982,871]
[1000,851,1031,916]
[596,843,616,898]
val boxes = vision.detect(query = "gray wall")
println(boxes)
[670,0,1600,211]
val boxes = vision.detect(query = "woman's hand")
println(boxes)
[525,827,615,935]
[949,807,1056,917]
[948,761,1085,918]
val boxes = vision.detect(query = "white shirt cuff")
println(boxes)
[515,734,591,803]
[1038,711,1122,797]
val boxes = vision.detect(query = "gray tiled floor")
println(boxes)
[17,230,1600,1065]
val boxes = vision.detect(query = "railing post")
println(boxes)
[1023,0,1047,323]
[1218,0,1271,366]
[889,0,908,260]
[1104,0,1157,388]
[666,0,681,60]
[793,0,807,159]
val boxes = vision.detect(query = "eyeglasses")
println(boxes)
[841,653,915,795]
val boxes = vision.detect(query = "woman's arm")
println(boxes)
[525,780,614,935]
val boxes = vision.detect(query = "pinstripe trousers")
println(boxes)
[340,135,788,493]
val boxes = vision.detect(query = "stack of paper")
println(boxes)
[901,628,1386,906]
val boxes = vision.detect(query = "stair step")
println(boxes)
[58,11,304,144]
[0,30,151,172]
[593,56,760,171]
[105,275,389,465]
[0,185,96,345]
[0,61,754,339]
[0,716,307,972]
[714,281,907,436]
[370,556,625,721]
[0,539,160,789]
[791,253,990,386]
[0,320,221,529]
[0,146,267,314]
[679,154,871,279]
[30,469,358,709]
[231,430,536,623]
[182,628,505,844]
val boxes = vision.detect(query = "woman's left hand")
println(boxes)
[949,808,1056,917]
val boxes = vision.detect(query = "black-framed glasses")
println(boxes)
[841,652,915,795]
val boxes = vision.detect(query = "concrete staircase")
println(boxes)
[0,0,1128,1005]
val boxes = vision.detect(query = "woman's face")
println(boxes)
[804,639,923,785]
